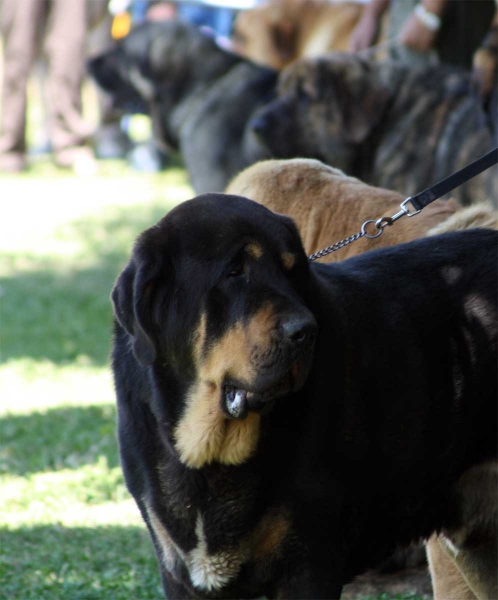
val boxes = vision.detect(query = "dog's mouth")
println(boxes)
[224,388,251,420]
[223,366,300,420]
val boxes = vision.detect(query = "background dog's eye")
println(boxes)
[228,263,245,277]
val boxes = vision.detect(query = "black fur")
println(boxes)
[112,194,497,598]
[89,20,277,193]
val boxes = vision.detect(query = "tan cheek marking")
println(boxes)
[218,413,261,465]
[250,509,292,559]
[246,242,263,260]
[244,303,278,355]
[201,322,256,384]
[174,380,261,468]
[192,312,207,363]
[175,305,278,468]
[201,303,277,385]
[174,381,226,468]
[281,252,296,270]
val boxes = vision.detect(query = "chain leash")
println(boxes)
[308,198,421,262]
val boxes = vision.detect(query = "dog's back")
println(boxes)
[227,158,460,261]
[312,228,497,539]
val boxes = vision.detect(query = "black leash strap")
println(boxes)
[309,147,498,262]
[409,148,498,211]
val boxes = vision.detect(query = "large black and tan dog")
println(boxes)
[112,194,497,599]
[89,20,276,193]
[250,53,498,208]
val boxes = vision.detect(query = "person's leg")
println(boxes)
[44,0,93,165]
[0,0,44,171]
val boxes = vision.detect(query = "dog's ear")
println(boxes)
[111,255,159,365]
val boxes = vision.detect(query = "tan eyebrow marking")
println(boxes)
[246,243,263,260]
[281,252,296,270]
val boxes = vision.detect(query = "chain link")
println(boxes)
[308,231,365,262]
[307,197,421,262]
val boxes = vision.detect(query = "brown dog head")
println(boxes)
[250,53,392,171]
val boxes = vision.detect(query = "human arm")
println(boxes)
[349,0,390,52]
[399,0,447,53]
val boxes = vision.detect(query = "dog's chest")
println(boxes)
[149,465,293,593]
[187,512,249,591]
[146,501,246,591]
[152,462,280,592]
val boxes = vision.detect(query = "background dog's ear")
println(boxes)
[111,257,159,365]
[317,55,392,144]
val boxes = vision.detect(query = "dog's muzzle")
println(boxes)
[224,312,317,419]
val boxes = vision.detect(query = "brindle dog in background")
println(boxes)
[111,194,497,599]
[250,53,498,208]
[89,20,276,193]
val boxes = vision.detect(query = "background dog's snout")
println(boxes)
[250,114,270,136]
[281,315,317,345]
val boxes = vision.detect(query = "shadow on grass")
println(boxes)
[0,524,430,600]
[2,203,175,366]
[0,523,163,600]
[1,405,120,476]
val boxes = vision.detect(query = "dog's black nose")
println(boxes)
[281,315,317,346]
[250,114,269,135]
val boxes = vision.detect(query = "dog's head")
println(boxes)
[89,19,240,115]
[250,53,392,170]
[112,194,317,468]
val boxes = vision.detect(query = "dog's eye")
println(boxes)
[227,251,246,278]
[228,262,245,278]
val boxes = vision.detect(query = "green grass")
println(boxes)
[1,156,192,599]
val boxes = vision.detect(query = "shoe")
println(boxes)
[0,152,26,173]
[54,146,97,176]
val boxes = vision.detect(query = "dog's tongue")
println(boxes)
[226,389,248,419]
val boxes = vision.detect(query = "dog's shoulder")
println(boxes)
[313,229,498,333]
